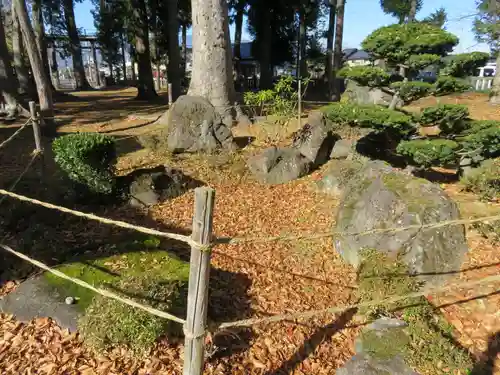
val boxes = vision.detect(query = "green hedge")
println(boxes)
[433,76,471,96]
[391,81,434,103]
[52,133,116,194]
[337,66,390,87]
[461,123,500,159]
[419,104,469,134]
[396,139,459,168]
[322,103,415,137]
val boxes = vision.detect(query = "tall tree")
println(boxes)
[178,0,191,79]
[422,7,447,28]
[325,0,336,99]
[380,0,422,24]
[62,0,90,89]
[13,0,54,124]
[229,0,246,75]
[188,0,234,119]
[32,0,51,82]
[474,0,500,103]
[0,7,25,118]
[11,1,33,96]
[332,0,345,100]
[130,0,156,99]
[166,0,181,100]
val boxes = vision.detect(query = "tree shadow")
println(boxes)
[470,331,500,375]
[264,308,357,375]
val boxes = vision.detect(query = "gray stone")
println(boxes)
[338,318,419,375]
[337,354,419,375]
[248,147,311,184]
[0,276,81,332]
[291,123,335,165]
[330,139,354,159]
[149,95,234,153]
[307,110,327,128]
[335,161,468,287]
[317,160,363,197]
[342,81,403,109]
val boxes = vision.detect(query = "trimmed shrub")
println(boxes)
[419,104,469,134]
[390,81,433,102]
[440,52,490,78]
[337,66,390,87]
[461,158,500,201]
[396,139,459,168]
[79,276,187,354]
[322,103,415,137]
[460,123,500,159]
[53,133,116,194]
[407,54,442,70]
[433,76,471,96]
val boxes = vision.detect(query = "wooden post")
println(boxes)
[168,83,173,106]
[183,187,215,375]
[29,101,42,152]
[297,78,302,129]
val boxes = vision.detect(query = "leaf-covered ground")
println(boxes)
[0,89,499,374]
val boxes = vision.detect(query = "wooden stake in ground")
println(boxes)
[183,187,215,375]
[29,101,43,153]
[12,0,54,126]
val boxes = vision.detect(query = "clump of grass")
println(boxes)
[356,249,474,374]
[79,276,187,354]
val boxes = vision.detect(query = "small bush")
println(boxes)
[390,81,433,103]
[407,54,442,70]
[396,139,459,168]
[79,276,187,354]
[461,158,500,201]
[337,66,390,87]
[52,133,116,194]
[440,52,490,78]
[322,103,415,137]
[433,76,471,96]
[460,123,500,159]
[419,104,469,134]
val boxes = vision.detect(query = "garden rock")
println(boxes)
[291,122,336,165]
[247,147,311,184]
[343,81,403,109]
[146,95,235,153]
[335,160,468,287]
[330,139,353,159]
[337,318,419,375]
[119,165,201,207]
[317,159,363,197]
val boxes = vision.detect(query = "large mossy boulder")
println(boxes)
[139,95,235,153]
[335,161,468,286]
[247,147,311,184]
[342,81,403,109]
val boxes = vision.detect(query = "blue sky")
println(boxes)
[74,0,489,54]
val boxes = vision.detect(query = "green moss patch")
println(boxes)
[44,236,190,354]
[356,249,474,374]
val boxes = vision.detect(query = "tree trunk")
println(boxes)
[188,0,235,118]
[11,1,33,97]
[62,0,90,90]
[490,53,500,104]
[259,9,272,89]
[166,0,181,100]
[107,52,114,84]
[131,49,136,82]
[0,11,24,118]
[121,34,127,80]
[332,0,345,101]
[325,1,336,100]
[131,0,156,99]
[181,23,187,78]
[407,0,417,22]
[233,0,244,77]
[32,0,51,82]
[13,0,54,124]
[51,43,60,89]
[299,8,307,79]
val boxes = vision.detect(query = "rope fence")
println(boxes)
[0,118,32,150]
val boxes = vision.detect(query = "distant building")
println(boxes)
[343,48,373,66]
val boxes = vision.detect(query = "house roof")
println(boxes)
[343,48,372,61]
